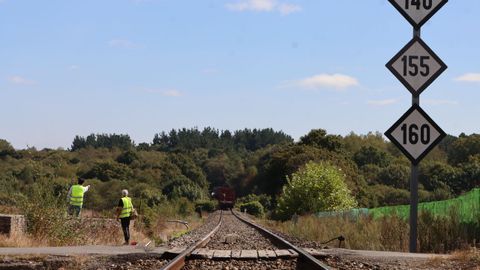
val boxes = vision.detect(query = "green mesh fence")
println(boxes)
[368,188,480,223]
[316,208,369,219]
[316,188,480,223]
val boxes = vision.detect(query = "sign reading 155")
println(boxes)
[405,0,433,10]
[401,55,430,77]
[386,37,447,96]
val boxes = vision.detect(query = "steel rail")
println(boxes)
[159,210,223,270]
[231,210,331,270]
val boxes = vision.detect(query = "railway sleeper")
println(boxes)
[187,248,299,260]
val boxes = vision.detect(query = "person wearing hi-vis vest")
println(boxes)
[116,189,133,245]
[67,178,90,217]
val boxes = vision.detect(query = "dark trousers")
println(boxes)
[120,217,130,244]
[68,205,81,217]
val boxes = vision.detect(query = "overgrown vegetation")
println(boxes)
[0,128,479,248]
[275,161,357,220]
[265,209,480,253]
[238,201,265,217]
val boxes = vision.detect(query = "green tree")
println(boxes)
[379,164,410,189]
[419,161,457,192]
[299,129,344,152]
[276,161,357,220]
[116,150,139,165]
[343,132,388,154]
[353,146,392,168]
[82,161,133,181]
[447,134,480,165]
[0,139,16,158]
[451,155,480,194]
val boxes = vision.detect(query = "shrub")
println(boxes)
[82,161,133,181]
[239,201,264,217]
[116,150,139,165]
[276,161,357,220]
[19,178,78,245]
[237,194,272,210]
[195,200,217,213]
[176,197,195,217]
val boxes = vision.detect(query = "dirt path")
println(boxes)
[0,245,168,256]
[0,246,478,269]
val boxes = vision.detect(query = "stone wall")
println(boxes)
[0,214,26,236]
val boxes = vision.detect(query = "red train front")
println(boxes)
[212,186,236,209]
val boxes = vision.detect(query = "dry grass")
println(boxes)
[0,205,20,214]
[0,212,207,248]
[264,214,408,251]
[450,248,480,264]
[264,211,479,253]
[0,233,44,247]
[0,217,150,247]
[425,249,480,270]
[146,213,206,243]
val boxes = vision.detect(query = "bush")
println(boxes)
[276,161,357,220]
[237,194,272,210]
[176,197,195,217]
[82,161,133,181]
[195,200,217,213]
[238,201,264,217]
[19,178,78,245]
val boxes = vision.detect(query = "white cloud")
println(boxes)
[278,3,302,15]
[455,73,480,82]
[69,65,80,70]
[226,0,301,15]
[367,99,398,106]
[297,73,359,90]
[423,99,459,106]
[145,88,183,97]
[8,76,35,85]
[108,39,137,49]
[161,89,182,97]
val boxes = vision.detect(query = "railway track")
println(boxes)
[160,210,330,270]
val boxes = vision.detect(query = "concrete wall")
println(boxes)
[0,214,26,236]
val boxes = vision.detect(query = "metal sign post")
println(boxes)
[386,0,448,253]
[411,27,420,253]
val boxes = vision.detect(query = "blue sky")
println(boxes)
[0,0,478,149]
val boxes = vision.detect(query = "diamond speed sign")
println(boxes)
[386,37,447,97]
[389,0,448,29]
[385,104,445,165]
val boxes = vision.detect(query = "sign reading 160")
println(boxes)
[405,0,432,10]
[401,123,430,144]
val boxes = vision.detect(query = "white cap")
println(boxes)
[122,189,128,196]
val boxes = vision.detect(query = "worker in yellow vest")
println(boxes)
[67,178,90,217]
[116,189,133,245]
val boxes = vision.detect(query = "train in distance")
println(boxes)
[212,186,236,209]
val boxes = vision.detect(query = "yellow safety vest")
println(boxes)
[119,197,133,218]
[70,185,84,207]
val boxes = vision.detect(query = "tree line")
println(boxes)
[1,128,479,218]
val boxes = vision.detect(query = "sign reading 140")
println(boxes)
[405,0,433,10]
[389,0,448,29]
